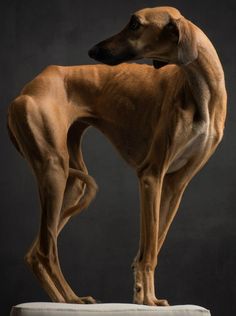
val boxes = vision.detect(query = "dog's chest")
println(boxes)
[167,125,212,173]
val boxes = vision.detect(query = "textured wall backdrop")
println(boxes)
[1,1,235,315]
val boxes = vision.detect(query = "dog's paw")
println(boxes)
[145,297,169,306]
[134,296,169,306]
[69,296,98,304]
[80,296,98,304]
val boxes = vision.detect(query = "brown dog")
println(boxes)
[7,6,226,306]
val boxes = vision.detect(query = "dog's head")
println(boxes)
[88,6,198,68]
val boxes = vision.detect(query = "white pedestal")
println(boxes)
[10,302,211,316]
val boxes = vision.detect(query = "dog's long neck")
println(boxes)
[181,26,226,123]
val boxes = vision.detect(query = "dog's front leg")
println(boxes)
[132,168,168,306]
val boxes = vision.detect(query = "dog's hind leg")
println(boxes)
[57,121,98,237]
[55,121,98,304]
[57,169,98,304]
[8,95,93,303]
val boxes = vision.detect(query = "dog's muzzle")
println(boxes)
[88,44,137,66]
[88,45,116,64]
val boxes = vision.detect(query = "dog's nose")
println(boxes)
[88,46,100,59]
[88,44,120,65]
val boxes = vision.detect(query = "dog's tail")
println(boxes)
[62,168,98,219]
[61,120,98,222]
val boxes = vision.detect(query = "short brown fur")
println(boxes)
[7,7,226,306]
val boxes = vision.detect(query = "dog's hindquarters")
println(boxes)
[7,94,98,303]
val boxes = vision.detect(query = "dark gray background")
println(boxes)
[0,0,235,315]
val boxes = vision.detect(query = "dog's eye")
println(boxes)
[129,15,141,31]
[165,22,176,30]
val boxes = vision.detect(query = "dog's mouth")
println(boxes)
[88,44,138,66]
[89,45,169,70]
[88,41,171,70]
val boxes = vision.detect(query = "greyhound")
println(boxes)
[7,6,226,306]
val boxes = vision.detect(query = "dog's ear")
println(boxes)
[176,18,198,65]
[166,17,198,65]
[151,21,179,69]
